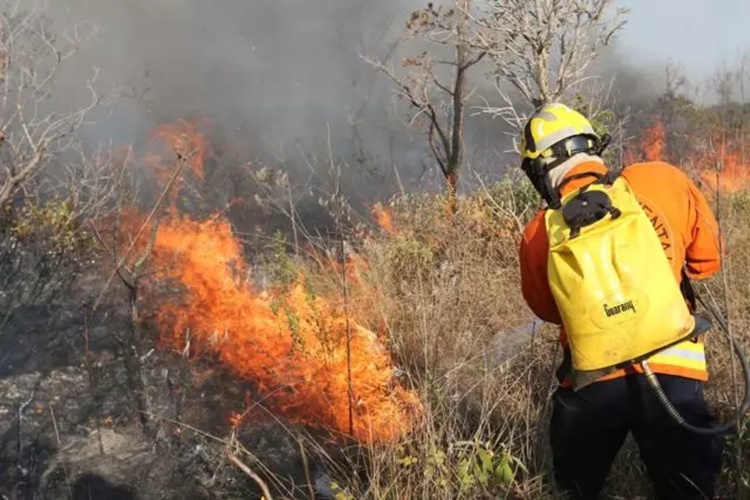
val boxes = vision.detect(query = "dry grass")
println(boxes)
[254,179,750,499]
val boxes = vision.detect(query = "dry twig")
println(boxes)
[225,449,273,500]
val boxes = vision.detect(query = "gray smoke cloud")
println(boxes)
[38,1,515,190]
[29,0,667,223]
[42,1,412,174]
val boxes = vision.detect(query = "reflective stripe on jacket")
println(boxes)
[519,160,722,385]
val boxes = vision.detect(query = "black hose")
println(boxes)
[641,296,750,435]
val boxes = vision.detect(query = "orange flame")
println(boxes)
[155,121,207,171]
[624,115,665,164]
[698,139,750,194]
[144,119,209,203]
[150,215,421,443]
[626,116,750,195]
[119,121,422,445]
[371,202,395,234]
[642,119,665,162]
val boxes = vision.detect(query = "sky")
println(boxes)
[617,0,750,84]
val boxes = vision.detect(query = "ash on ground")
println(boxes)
[0,278,350,499]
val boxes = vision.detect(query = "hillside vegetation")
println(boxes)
[262,172,750,499]
[4,1,750,499]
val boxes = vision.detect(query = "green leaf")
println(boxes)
[478,447,494,475]
[457,458,475,492]
[495,455,514,485]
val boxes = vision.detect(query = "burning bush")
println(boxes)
[104,121,423,447]
[148,212,422,444]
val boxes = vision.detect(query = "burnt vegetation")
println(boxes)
[1,1,750,499]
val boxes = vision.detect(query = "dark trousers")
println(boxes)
[550,373,724,499]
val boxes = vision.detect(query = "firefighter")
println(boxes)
[517,103,724,499]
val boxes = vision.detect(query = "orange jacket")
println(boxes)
[519,160,722,384]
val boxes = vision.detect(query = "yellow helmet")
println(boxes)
[520,103,610,209]
[520,102,599,162]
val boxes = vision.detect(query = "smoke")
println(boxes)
[41,1,403,164]
[32,0,670,218]
[39,1,516,188]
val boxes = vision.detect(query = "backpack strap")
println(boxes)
[680,267,698,313]
[599,167,622,186]
[557,171,605,193]
[554,167,622,203]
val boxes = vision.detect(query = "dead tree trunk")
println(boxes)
[363,0,485,213]
[124,276,155,439]
[445,1,469,208]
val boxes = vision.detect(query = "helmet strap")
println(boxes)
[522,156,566,209]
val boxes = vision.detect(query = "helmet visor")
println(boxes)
[542,134,597,160]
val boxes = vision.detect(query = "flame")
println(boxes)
[624,115,665,164]
[150,215,420,443]
[118,120,422,445]
[625,116,750,195]
[642,118,665,162]
[371,202,395,234]
[144,119,209,203]
[698,139,750,194]
[154,120,208,172]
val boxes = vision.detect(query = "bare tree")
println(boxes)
[474,0,628,135]
[363,0,486,205]
[570,76,632,165]
[651,60,701,166]
[0,3,108,334]
[0,4,101,208]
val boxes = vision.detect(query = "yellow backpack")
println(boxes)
[545,170,707,389]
